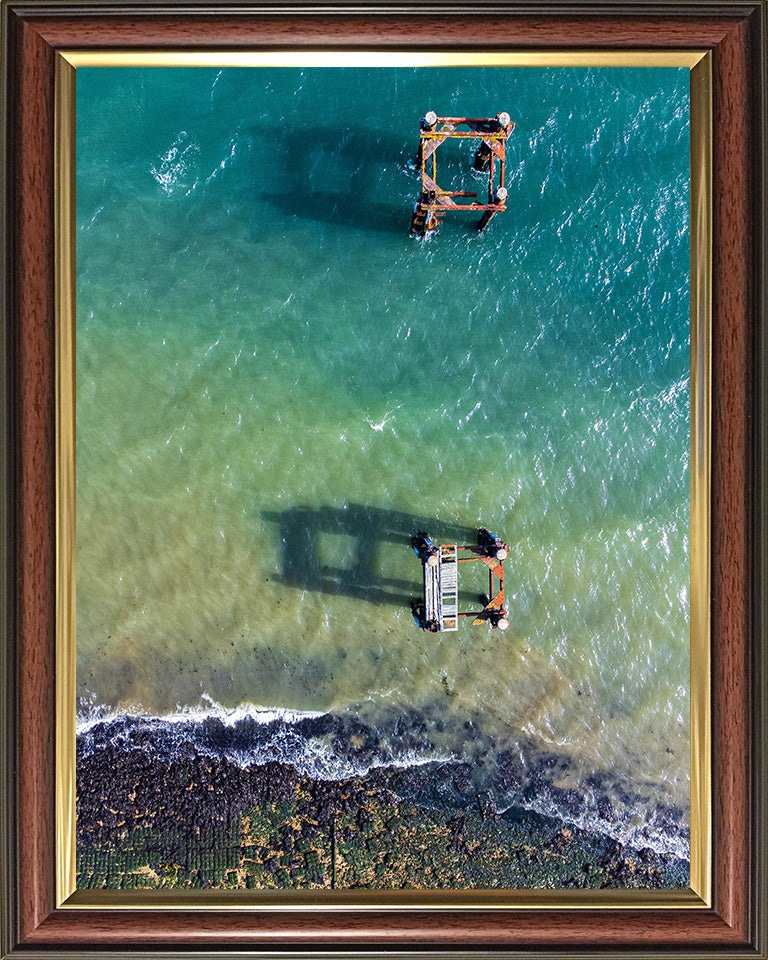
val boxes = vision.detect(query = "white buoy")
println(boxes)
[424,110,438,126]
[496,548,508,560]
[494,186,508,203]
[497,617,510,630]
[427,553,439,567]
[497,111,511,128]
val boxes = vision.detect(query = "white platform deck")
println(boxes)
[423,542,459,631]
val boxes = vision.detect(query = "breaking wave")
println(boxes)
[77,705,690,863]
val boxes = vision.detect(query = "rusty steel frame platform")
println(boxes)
[415,535,508,633]
[410,113,515,236]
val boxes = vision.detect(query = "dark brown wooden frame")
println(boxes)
[1,2,766,956]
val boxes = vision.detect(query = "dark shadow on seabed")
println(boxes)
[261,504,478,607]
[248,124,415,236]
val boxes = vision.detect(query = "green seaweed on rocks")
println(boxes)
[76,761,689,890]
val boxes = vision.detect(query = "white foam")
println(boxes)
[518,789,690,862]
[150,132,199,196]
[76,696,327,736]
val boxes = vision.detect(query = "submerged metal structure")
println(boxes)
[409,111,515,237]
[412,530,509,632]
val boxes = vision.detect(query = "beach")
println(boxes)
[77,716,688,889]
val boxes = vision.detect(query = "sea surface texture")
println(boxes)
[76,66,691,863]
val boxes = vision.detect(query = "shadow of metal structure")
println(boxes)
[261,504,477,607]
[250,125,412,236]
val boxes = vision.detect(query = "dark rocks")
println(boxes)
[477,791,499,821]
[75,718,690,892]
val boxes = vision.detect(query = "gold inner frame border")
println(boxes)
[55,49,712,911]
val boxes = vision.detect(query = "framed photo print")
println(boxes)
[1,2,765,957]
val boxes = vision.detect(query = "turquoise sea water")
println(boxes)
[76,65,691,859]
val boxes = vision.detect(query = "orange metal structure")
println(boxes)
[456,544,507,626]
[413,530,509,632]
[409,112,515,236]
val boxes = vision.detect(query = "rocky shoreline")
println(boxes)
[76,730,689,890]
